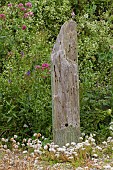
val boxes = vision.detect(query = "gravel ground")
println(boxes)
[0,134,113,170]
[1,151,113,170]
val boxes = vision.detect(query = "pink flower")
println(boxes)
[22,25,27,30]
[35,65,41,69]
[24,11,34,18]
[18,3,24,7]
[42,63,50,70]
[28,11,34,16]
[0,14,6,19]
[8,3,12,7]
[24,13,29,18]
[20,7,27,11]
[71,11,75,18]
[25,2,32,8]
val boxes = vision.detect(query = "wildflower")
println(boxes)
[34,149,42,155]
[73,152,78,156]
[22,25,27,30]
[49,148,56,153]
[84,141,90,146]
[18,3,24,7]
[17,142,20,145]
[33,133,37,137]
[30,152,34,157]
[23,150,28,154]
[107,136,112,142]
[103,165,111,170]
[8,79,12,83]
[71,11,75,19]
[34,159,38,165]
[92,153,98,158]
[44,145,48,150]
[24,13,29,18]
[37,133,41,138]
[71,142,76,146]
[12,139,16,143]
[0,14,6,19]
[110,121,113,125]
[29,143,33,148]
[102,141,107,145]
[42,136,44,139]
[23,138,27,143]
[8,3,12,7]
[57,147,66,152]
[54,145,59,148]
[69,148,75,154]
[88,136,95,142]
[3,145,7,149]
[21,143,25,147]
[6,149,10,153]
[76,167,84,170]
[5,139,8,142]
[81,148,85,151]
[35,65,41,69]
[28,138,32,143]
[85,135,88,139]
[20,7,27,11]
[23,124,28,127]
[25,2,32,8]
[68,156,73,160]
[24,11,34,18]
[14,135,18,139]
[109,126,113,131]
[84,14,88,19]
[1,138,5,142]
[96,146,102,151]
[14,144,18,149]
[26,70,30,76]
[65,143,70,147]
[76,143,83,149]
[42,63,50,69]
[28,11,34,16]
[79,137,83,141]
[55,153,60,158]
[81,132,85,137]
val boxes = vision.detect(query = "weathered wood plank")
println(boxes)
[51,20,80,146]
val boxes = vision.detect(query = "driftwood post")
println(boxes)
[51,20,80,146]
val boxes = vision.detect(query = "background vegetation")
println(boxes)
[0,0,113,142]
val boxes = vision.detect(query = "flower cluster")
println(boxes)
[22,25,27,30]
[0,133,113,169]
[18,3,24,8]
[25,63,50,79]
[34,63,51,78]
[24,11,34,18]
[8,3,12,7]
[1,2,34,30]
[35,63,50,69]
[0,14,6,19]
[25,2,32,8]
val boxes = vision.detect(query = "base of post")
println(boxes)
[53,126,81,147]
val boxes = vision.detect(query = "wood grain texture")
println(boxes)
[51,20,80,146]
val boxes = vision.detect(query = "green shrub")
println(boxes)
[0,0,113,142]
[0,2,52,139]
[77,14,113,141]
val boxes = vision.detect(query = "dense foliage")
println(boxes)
[0,0,113,142]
